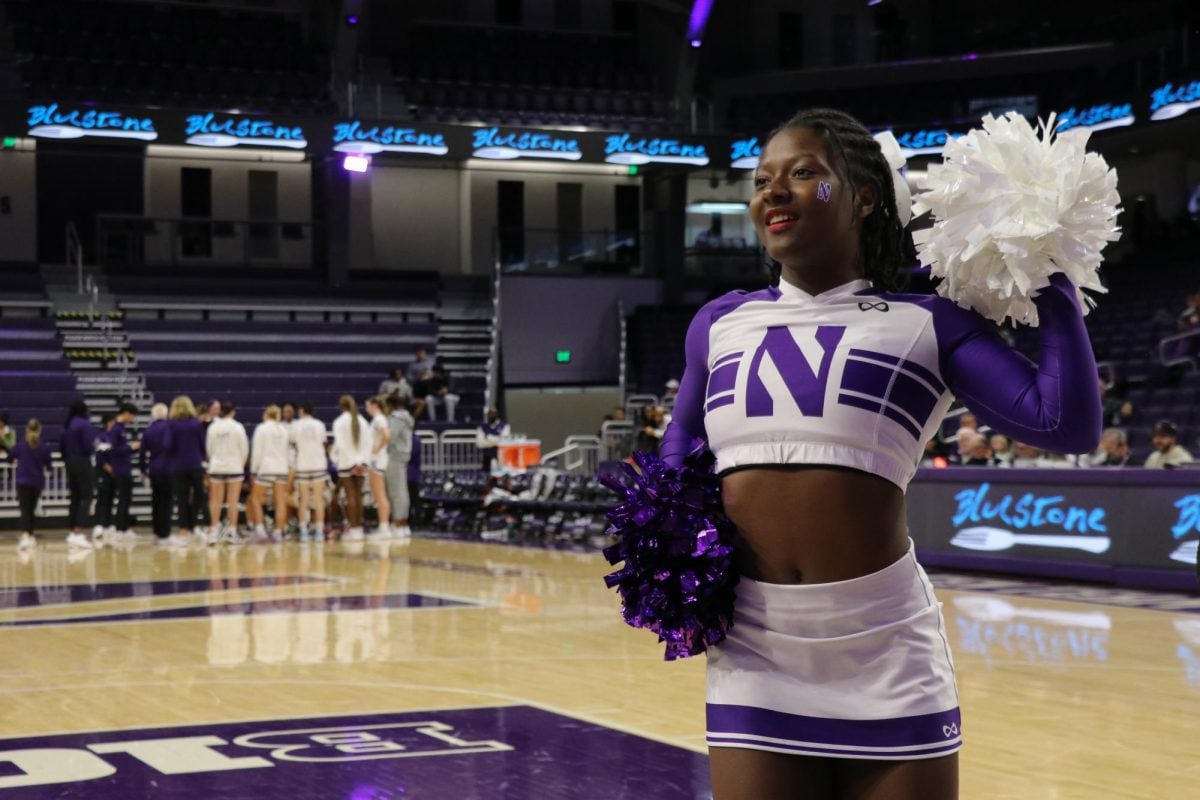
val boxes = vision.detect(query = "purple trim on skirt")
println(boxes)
[706,703,962,755]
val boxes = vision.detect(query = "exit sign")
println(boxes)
[555,350,571,363]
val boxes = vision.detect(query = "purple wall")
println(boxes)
[500,276,662,385]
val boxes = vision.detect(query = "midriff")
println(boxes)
[720,465,909,584]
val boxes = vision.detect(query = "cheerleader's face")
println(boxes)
[750,126,874,276]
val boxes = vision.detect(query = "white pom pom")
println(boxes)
[911,111,1121,326]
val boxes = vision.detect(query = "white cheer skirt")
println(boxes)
[706,541,961,761]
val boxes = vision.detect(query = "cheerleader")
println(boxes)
[248,405,290,543]
[653,109,1102,799]
[331,395,372,542]
[11,419,53,550]
[362,396,392,540]
[385,394,415,540]
[205,402,249,544]
[291,401,329,542]
[165,396,206,548]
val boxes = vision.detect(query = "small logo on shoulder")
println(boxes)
[858,301,889,312]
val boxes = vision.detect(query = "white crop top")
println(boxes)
[684,278,956,489]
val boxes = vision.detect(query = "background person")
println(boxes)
[206,402,249,544]
[11,419,52,551]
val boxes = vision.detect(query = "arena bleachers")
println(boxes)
[392,22,675,130]
[4,0,334,114]
[0,317,78,445]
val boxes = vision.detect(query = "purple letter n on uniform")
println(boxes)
[746,325,845,417]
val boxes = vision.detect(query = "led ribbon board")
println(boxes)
[729,137,761,169]
[185,113,306,149]
[1054,103,1135,133]
[890,129,962,157]
[27,104,157,141]
[472,127,581,161]
[333,121,448,156]
[1150,80,1200,122]
[604,134,709,166]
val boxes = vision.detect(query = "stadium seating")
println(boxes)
[4,0,334,114]
[393,23,676,131]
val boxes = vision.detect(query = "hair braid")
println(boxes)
[762,108,910,291]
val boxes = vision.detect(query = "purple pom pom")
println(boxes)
[601,447,739,660]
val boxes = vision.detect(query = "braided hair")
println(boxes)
[761,108,910,291]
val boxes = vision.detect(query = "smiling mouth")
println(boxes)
[764,212,798,232]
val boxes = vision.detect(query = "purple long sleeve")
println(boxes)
[660,305,714,467]
[930,273,1102,454]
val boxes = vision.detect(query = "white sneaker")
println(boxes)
[206,527,222,546]
[104,525,117,537]
[169,533,190,549]
[271,529,284,544]
[222,527,246,546]
[342,527,364,542]
[252,527,270,544]
[397,526,413,539]
[92,525,104,537]
[120,530,138,542]
[17,533,36,550]
[155,537,173,547]
[67,532,95,550]
[365,529,385,542]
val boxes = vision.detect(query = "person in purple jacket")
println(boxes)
[140,402,172,542]
[662,109,1102,800]
[93,411,117,540]
[94,403,138,542]
[164,396,206,548]
[11,419,53,551]
[61,399,97,550]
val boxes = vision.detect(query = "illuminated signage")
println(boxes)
[185,113,306,149]
[604,134,709,166]
[471,127,580,161]
[948,482,1111,554]
[1169,494,1200,564]
[729,137,761,169]
[890,129,962,157]
[1150,80,1200,122]
[1055,103,1135,133]
[332,121,448,156]
[27,104,157,141]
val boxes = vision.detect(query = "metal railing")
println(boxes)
[97,214,317,269]
[496,228,651,276]
[66,222,84,293]
[599,420,635,463]
[618,299,627,404]
[438,430,486,472]
[540,435,602,474]
[0,461,71,509]
[1157,330,1200,370]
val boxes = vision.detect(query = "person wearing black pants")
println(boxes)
[94,412,117,537]
[140,402,172,541]
[12,418,53,551]
[109,404,138,538]
[165,396,207,548]
[61,400,97,550]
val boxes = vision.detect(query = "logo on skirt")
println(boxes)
[942,723,960,737]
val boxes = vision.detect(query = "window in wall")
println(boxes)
[612,0,636,34]
[247,170,278,260]
[496,0,522,26]
[555,0,581,29]
[180,166,212,258]
[779,12,804,69]
[614,184,640,266]
[498,180,525,268]
[832,14,856,66]
[556,182,582,267]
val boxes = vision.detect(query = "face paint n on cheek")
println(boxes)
[817,181,832,202]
